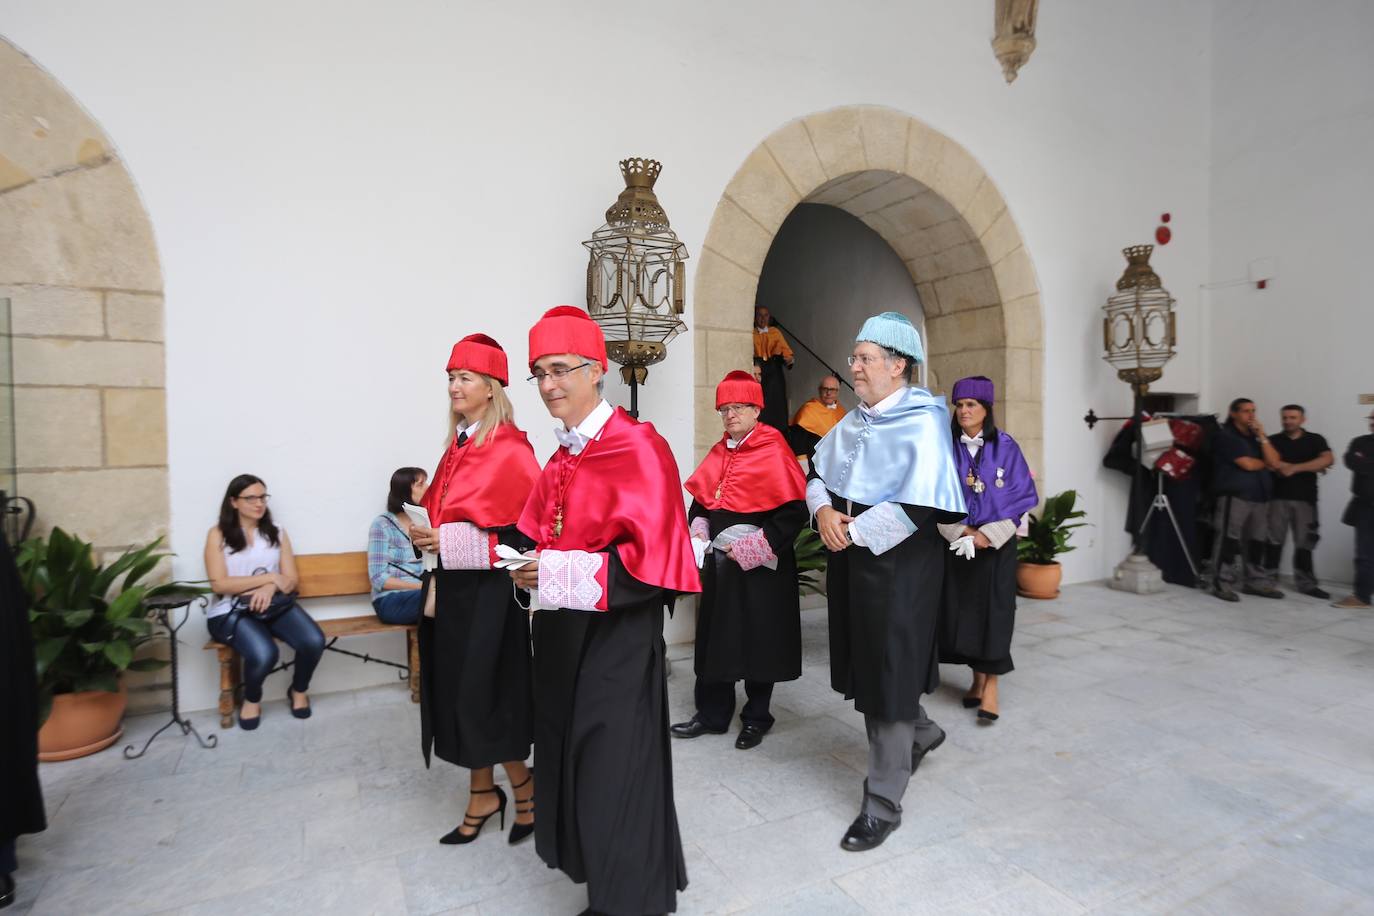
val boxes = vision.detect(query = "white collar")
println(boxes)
[960,432,984,445]
[755,326,769,334]
[858,386,906,419]
[823,401,838,409]
[726,426,757,450]
[555,399,614,455]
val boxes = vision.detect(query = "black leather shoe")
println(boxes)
[1242,585,1284,599]
[911,727,945,772]
[1301,587,1331,600]
[735,724,768,749]
[670,717,726,739]
[0,872,15,910]
[840,813,898,852]
[1211,585,1240,603]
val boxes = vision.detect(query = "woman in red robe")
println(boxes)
[409,334,542,847]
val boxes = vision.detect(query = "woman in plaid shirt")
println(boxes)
[368,467,429,624]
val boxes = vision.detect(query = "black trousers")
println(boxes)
[1356,502,1374,603]
[694,677,775,730]
[1,837,15,874]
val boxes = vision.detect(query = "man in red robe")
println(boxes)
[510,305,700,916]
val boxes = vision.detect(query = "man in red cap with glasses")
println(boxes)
[510,305,700,916]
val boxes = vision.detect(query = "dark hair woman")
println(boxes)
[203,474,325,729]
[368,467,429,625]
[937,377,1038,723]
[406,335,541,846]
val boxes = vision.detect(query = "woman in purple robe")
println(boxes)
[937,376,1038,723]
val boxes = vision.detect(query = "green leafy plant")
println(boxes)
[1017,490,1088,565]
[16,527,207,726]
[795,528,827,595]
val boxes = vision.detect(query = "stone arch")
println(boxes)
[0,37,169,557]
[692,105,1043,475]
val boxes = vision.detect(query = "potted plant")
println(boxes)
[17,527,203,761]
[794,528,827,596]
[1016,490,1087,599]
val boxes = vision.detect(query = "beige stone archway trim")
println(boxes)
[691,105,1043,475]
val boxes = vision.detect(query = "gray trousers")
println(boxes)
[861,705,943,823]
[1212,496,1274,590]
[1266,498,1319,591]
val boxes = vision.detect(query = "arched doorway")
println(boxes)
[691,105,1044,476]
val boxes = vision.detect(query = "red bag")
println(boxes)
[1170,419,1204,452]
[1155,447,1196,481]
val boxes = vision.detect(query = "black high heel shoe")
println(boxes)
[440,785,507,845]
[961,696,981,709]
[509,770,535,845]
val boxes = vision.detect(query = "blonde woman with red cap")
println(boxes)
[508,306,699,916]
[409,334,542,847]
[674,370,808,750]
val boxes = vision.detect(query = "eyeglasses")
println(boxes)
[819,386,839,393]
[846,354,886,367]
[235,494,271,504]
[718,404,756,417]
[527,362,591,385]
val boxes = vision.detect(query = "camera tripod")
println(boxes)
[1138,471,1199,580]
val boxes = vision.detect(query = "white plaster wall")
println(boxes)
[4,0,1214,711]
[1206,0,1374,584]
[756,204,926,417]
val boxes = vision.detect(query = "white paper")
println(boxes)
[493,543,536,570]
[402,502,438,572]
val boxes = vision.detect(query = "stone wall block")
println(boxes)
[1001,400,1044,443]
[722,146,801,236]
[992,248,1040,305]
[928,241,991,280]
[933,269,1000,314]
[856,107,910,172]
[0,161,162,291]
[914,280,940,317]
[0,40,107,186]
[929,142,987,215]
[962,178,1008,239]
[693,248,760,332]
[872,191,953,237]
[14,386,102,469]
[1,285,104,336]
[803,108,868,178]
[1002,293,1044,348]
[925,348,1006,398]
[904,120,951,189]
[104,388,167,467]
[763,120,829,197]
[704,330,755,386]
[12,338,164,387]
[1006,347,1045,401]
[19,467,169,547]
[979,210,1022,266]
[106,292,164,342]
[926,307,1006,355]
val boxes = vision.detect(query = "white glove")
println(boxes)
[950,535,977,561]
[691,537,710,569]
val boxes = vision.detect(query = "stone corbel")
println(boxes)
[992,0,1039,84]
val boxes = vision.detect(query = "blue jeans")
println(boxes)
[206,605,326,703]
[373,589,423,625]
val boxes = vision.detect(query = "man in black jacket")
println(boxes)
[1332,410,1374,609]
[1210,398,1283,601]
[1,526,45,909]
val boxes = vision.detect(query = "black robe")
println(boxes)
[688,499,808,684]
[1,527,46,849]
[817,485,952,722]
[530,547,687,916]
[939,536,1018,675]
[419,525,533,770]
[756,355,790,432]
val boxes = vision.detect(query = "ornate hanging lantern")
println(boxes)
[582,158,688,415]
[1102,245,1177,397]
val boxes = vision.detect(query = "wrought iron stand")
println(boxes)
[124,592,218,759]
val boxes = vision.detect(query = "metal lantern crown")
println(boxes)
[1102,245,1176,395]
[583,157,688,386]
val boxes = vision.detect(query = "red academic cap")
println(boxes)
[446,333,509,387]
[527,306,608,371]
[715,369,764,409]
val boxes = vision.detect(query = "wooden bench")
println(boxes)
[205,551,420,728]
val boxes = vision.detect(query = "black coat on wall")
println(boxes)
[0,527,46,846]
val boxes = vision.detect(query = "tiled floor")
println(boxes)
[13,580,1374,914]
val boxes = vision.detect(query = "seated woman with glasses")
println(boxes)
[203,474,325,729]
[367,467,429,624]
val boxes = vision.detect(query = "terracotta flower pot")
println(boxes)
[37,680,128,762]
[1017,561,1062,600]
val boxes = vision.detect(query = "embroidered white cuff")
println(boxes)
[848,501,918,555]
[730,529,777,571]
[937,522,968,543]
[537,549,606,611]
[689,516,711,542]
[805,477,830,519]
[438,522,492,570]
[978,518,1019,550]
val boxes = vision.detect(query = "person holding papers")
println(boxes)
[673,370,808,750]
[508,306,700,916]
[409,334,542,847]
